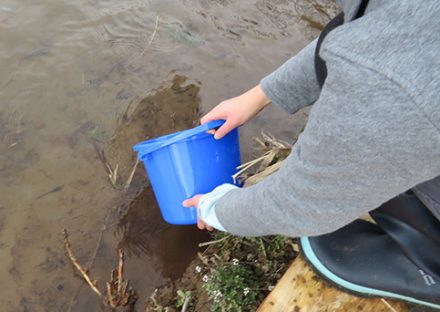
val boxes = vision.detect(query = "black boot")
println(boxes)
[299,193,440,309]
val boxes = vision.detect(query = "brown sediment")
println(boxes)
[0,1,337,310]
[104,74,201,186]
[105,74,210,274]
[63,75,209,311]
[116,186,209,278]
[145,259,211,312]
[63,229,138,310]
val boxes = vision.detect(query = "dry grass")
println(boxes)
[233,132,293,186]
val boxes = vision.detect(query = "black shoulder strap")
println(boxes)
[314,12,344,88]
[315,0,370,88]
[356,0,370,19]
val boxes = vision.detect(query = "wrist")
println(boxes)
[246,84,271,110]
[199,184,239,231]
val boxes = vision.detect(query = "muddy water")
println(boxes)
[0,0,337,311]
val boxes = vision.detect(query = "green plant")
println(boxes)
[203,261,259,312]
[175,289,192,309]
[265,236,291,260]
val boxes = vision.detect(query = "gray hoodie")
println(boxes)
[214,0,440,237]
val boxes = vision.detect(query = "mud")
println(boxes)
[70,76,209,311]
[105,75,200,183]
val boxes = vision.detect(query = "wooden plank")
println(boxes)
[257,256,408,312]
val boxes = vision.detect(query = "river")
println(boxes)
[0,0,337,310]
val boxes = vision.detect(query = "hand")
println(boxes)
[201,84,271,139]
[182,195,214,231]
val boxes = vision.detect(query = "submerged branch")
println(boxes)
[63,229,103,298]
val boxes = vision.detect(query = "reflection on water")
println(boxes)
[0,0,336,310]
[117,187,209,279]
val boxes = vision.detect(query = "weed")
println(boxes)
[203,261,259,312]
[196,231,297,311]
[107,163,119,189]
[175,289,192,310]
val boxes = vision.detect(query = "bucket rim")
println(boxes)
[133,119,225,158]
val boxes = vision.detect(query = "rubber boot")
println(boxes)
[370,192,440,281]
[300,193,440,309]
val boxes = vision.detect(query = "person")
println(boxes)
[183,0,440,308]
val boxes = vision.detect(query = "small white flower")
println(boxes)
[212,290,223,302]
[213,290,223,297]
[195,265,202,273]
[243,287,250,296]
[268,285,275,291]
[202,275,209,282]
[232,258,239,266]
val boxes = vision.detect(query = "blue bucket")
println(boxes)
[133,120,241,225]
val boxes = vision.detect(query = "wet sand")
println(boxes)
[0,0,337,310]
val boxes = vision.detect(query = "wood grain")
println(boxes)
[257,256,408,312]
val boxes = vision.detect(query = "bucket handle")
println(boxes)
[156,119,225,146]
[134,120,226,157]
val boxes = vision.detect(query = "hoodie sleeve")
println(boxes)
[260,38,321,114]
[214,51,440,237]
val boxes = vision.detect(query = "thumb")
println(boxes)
[182,198,194,207]
[214,119,236,139]
[182,194,202,207]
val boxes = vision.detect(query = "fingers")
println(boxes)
[200,110,219,125]
[204,118,237,139]
[200,101,238,139]
[200,111,219,135]
[197,219,213,231]
[199,113,214,135]
[197,218,205,230]
[183,195,214,231]
[214,119,236,139]
[182,195,200,207]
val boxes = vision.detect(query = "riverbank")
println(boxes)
[0,0,338,310]
[145,232,298,312]
[144,134,297,312]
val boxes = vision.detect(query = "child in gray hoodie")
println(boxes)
[183,1,440,307]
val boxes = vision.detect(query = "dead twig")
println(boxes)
[106,248,138,308]
[197,252,210,266]
[137,15,160,59]
[233,131,292,185]
[124,158,139,190]
[63,229,103,298]
[243,162,283,186]
[91,141,119,188]
[181,296,191,312]
[117,249,124,294]
[63,230,137,310]
[107,164,119,188]
[149,289,165,312]
[198,235,230,247]
[381,298,398,312]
